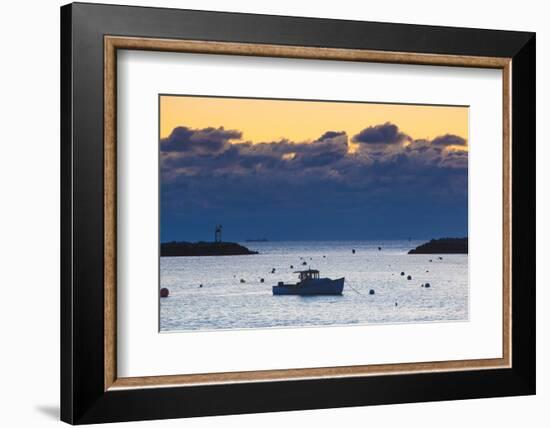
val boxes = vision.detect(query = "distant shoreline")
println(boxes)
[408,238,468,254]
[160,241,258,257]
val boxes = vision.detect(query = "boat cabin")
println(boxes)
[274,269,344,295]
[295,269,320,281]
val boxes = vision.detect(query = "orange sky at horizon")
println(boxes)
[160,95,469,147]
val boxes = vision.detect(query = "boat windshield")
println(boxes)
[299,270,319,280]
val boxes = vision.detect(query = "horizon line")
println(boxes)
[161,236,468,244]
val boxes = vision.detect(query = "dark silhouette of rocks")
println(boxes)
[160,241,258,257]
[408,238,468,254]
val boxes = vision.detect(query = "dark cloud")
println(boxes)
[294,131,348,167]
[318,131,347,141]
[352,122,410,145]
[160,124,468,181]
[160,123,468,241]
[161,126,242,154]
[431,134,467,147]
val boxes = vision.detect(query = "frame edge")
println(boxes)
[63,3,536,423]
[510,32,536,394]
[60,2,75,425]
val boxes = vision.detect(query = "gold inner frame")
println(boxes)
[104,35,512,391]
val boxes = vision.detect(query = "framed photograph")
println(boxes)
[61,2,535,424]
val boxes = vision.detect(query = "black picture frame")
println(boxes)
[61,2,535,424]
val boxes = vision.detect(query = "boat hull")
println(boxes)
[272,278,345,296]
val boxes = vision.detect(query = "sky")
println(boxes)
[160,95,469,242]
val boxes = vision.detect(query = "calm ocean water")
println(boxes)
[160,240,468,332]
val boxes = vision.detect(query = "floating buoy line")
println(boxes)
[346,282,364,295]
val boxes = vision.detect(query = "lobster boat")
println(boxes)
[272,269,345,296]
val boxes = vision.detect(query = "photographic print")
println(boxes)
[159,95,469,332]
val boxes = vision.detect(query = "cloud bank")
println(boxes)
[160,122,468,241]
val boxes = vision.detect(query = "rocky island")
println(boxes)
[408,237,468,254]
[161,241,259,257]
